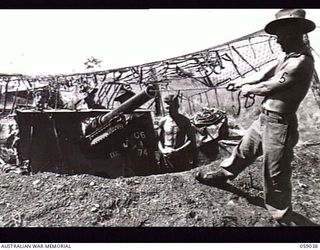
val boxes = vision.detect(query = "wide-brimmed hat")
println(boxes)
[264,9,315,35]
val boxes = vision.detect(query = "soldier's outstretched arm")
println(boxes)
[241,55,313,96]
[226,61,278,90]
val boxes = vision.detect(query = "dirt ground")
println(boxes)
[0,142,319,227]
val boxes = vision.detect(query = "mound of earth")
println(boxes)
[0,145,319,227]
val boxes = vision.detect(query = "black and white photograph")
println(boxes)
[0,8,319,238]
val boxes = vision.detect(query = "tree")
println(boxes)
[84,56,102,71]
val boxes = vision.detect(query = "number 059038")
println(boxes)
[300,244,318,248]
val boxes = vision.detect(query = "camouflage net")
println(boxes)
[0,29,319,115]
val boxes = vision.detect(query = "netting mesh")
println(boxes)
[1,29,319,115]
[158,32,281,98]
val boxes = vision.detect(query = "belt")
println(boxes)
[261,108,295,120]
[261,108,293,116]
[261,108,280,115]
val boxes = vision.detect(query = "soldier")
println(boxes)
[158,94,196,172]
[196,9,316,226]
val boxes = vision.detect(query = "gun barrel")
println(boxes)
[100,85,156,124]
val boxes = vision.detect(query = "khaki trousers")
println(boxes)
[159,147,191,173]
[221,111,299,221]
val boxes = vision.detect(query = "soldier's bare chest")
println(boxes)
[163,119,180,135]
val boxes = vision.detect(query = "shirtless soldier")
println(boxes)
[196,9,316,226]
[158,94,196,172]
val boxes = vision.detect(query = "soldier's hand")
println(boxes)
[226,82,242,91]
[162,147,174,157]
[241,84,252,96]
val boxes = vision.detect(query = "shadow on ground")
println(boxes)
[199,180,319,227]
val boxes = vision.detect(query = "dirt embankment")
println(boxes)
[0,144,319,227]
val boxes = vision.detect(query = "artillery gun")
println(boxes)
[15,85,159,178]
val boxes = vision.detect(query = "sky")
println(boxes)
[1,9,320,76]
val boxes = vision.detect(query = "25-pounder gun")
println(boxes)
[84,85,157,146]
